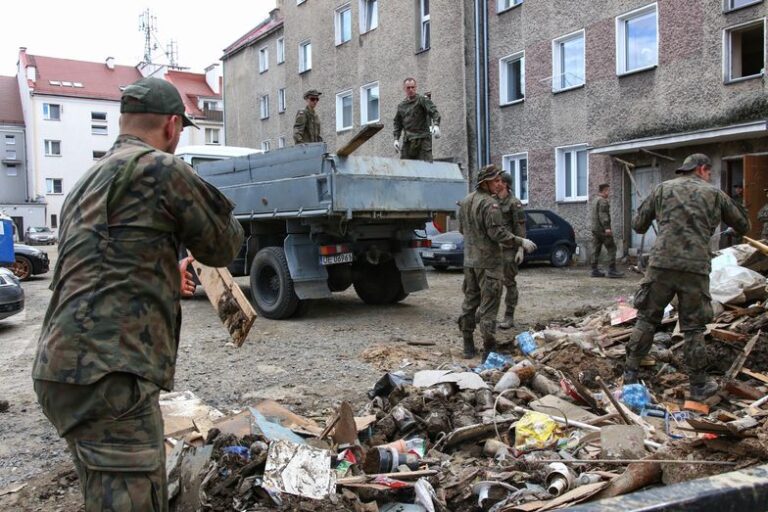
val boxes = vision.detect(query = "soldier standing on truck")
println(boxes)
[458,165,536,362]
[393,78,441,162]
[294,89,323,144]
[498,172,527,330]
[625,153,749,400]
[32,77,244,511]
[590,183,623,278]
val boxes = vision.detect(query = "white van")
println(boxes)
[175,145,262,170]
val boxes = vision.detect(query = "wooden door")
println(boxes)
[630,166,661,249]
[743,155,768,240]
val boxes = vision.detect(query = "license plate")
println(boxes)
[421,251,434,258]
[321,252,354,265]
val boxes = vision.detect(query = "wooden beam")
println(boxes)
[725,331,761,382]
[336,123,384,157]
[640,148,676,161]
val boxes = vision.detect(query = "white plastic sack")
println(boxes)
[710,264,767,305]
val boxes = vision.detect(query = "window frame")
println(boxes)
[499,51,525,105]
[260,95,270,120]
[615,3,659,76]
[299,40,312,73]
[5,135,15,145]
[6,149,17,160]
[724,0,763,12]
[44,139,61,157]
[335,3,352,46]
[336,89,354,132]
[497,0,523,13]
[46,177,63,194]
[360,82,380,125]
[91,124,108,136]
[502,152,529,204]
[555,144,589,202]
[43,103,61,121]
[360,0,379,33]
[278,136,286,149]
[259,46,269,73]
[92,150,106,160]
[261,140,271,152]
[277,37,285,64]
[419,0,431,51]
[5,163,18,176]
[205,128,221,145]
[552,29,586,93]
[278,88,287,113]
[723,18,766,83]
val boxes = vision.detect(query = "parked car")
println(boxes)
[0,267,24,320]
[10,244,50,281]
[24,226,57,245]
[419,209,578,269]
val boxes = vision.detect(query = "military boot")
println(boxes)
[690,376,719,401]
[591,265,606,278]
[607,264,625,278]
[481,335,498,364]
[498,310,515,330]
[622,368,639,384]
[462,332,476,359]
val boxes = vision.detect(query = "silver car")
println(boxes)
[24,226,57,245]
[0,267,24,320]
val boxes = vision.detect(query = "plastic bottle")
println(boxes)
[622,383,651,411]
[516,331,537,355]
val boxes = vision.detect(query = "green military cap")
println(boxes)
[676,153,711,173]
[121,77,198,128]
[476,164,502,189]
[303,89,322,99]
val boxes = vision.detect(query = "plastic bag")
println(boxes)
[514,411,564,453]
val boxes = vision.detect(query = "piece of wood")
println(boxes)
[337,469,437,485]
[741,368,768,385]
[595,376,633,426]
[331,402,358,445]
[192,258,257,346]
[336,123,383,157]
[683,400,710,415]
[725,331,761,381]
[593,461,662,500]
[743,236,768,257]
[725,380,764,400]
[710,328,748,344]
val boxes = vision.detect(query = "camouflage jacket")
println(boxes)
[498,194,526,254]
[393,94,440,141]
[633,174,749,275]
[758,204,768,239]
[293,108,322,144]
[32,135,244,390]
[459,189,520,269]
[591,196,611,233]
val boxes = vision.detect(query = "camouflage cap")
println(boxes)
[121,77,198,128]
[676,153,711,173]
[476,164,502,189]
[303,89,322,99]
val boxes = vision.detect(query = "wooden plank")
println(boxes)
[191,259,257,347]
[710,328,748,344]
[336,123,383,157]
[724,331,761,381]
[741,368,768,385]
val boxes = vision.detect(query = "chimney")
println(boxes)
[18,47,36,81]
[205,63,221,94]
[269,7,280,20]
[106,57,115,70]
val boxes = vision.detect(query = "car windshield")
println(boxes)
[415,222,440,238]
[30,227,51,233]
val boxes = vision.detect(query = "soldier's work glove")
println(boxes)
[393,140,401,152]
[515,246,524,264]
[430,125,441,139]
[519,238,537,253]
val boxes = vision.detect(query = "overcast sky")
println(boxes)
[1,1,276,77]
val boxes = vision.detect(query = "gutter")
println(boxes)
[473,0,490,173]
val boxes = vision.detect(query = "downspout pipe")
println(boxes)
[482,0,490,165]
[474,0,483,174]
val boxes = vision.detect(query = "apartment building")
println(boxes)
[487,0,768,253]
[222,0,473,166]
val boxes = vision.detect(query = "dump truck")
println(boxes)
[193,140,466,319]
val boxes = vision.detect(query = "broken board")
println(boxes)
[336,123,383,157]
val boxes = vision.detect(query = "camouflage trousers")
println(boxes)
[400,137,433,162]
[591,231,616,266]
[34,373,167,512]
[626,267,713,383]
[458,266,502,338]
[502,251,519,317]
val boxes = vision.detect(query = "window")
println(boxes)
[556,144,588,201]
[553,30,585,91]
[91,112,108,135]
[43,103,61,120]
[5,135,15,145]
[616,3,658,75]
[203,100,220,111]
[419,0,430,50]
[277,37,285,64]
[93,150,106,160]
[360,0,378,33]
[360,82,380,124]
[6,150,16,160]
[260,95,270,119]
[91,124,108,135]
[527,211,556,230]
[500,52,525,104]
[497,0,522,12]
[278,136,286,149]
[46,178,63,194]
[336,4,352,45]
[44,140,61,156]
[726,0,763,11]
[502,153,528,203]
[5,164,17,177]
[259,46,269,73]
[299,40,312,72]
[91,112,107,121]
[298,0,306,4]
[724,20,765,82]
[261,140,271,152]
[278,88,287,113]
[205,128,221,145]
[336,90,353,131]
[50,214,58,229]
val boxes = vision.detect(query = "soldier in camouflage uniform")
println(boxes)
[758,188,768,240]
[498,173,527,329]
[393,78,441,161]
[591,183,623,278]
[626,154,749,400]
[293,89,323,144]
[458,165,537,361]
[32,77,244,511]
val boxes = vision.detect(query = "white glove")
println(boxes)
[430,125,441,139]
[515,246,524,264]
[394,139,401,152]
[520,238,537,253]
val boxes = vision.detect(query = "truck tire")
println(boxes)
[250,247,301,319]
[353,260,407,305]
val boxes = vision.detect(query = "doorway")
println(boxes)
[630,166,660,250]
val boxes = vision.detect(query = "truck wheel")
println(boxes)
[250,247,301,319]
[353,260,406,305]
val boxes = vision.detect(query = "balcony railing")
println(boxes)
[203,108,224,122]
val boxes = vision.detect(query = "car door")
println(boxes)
[525,211,558,259]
